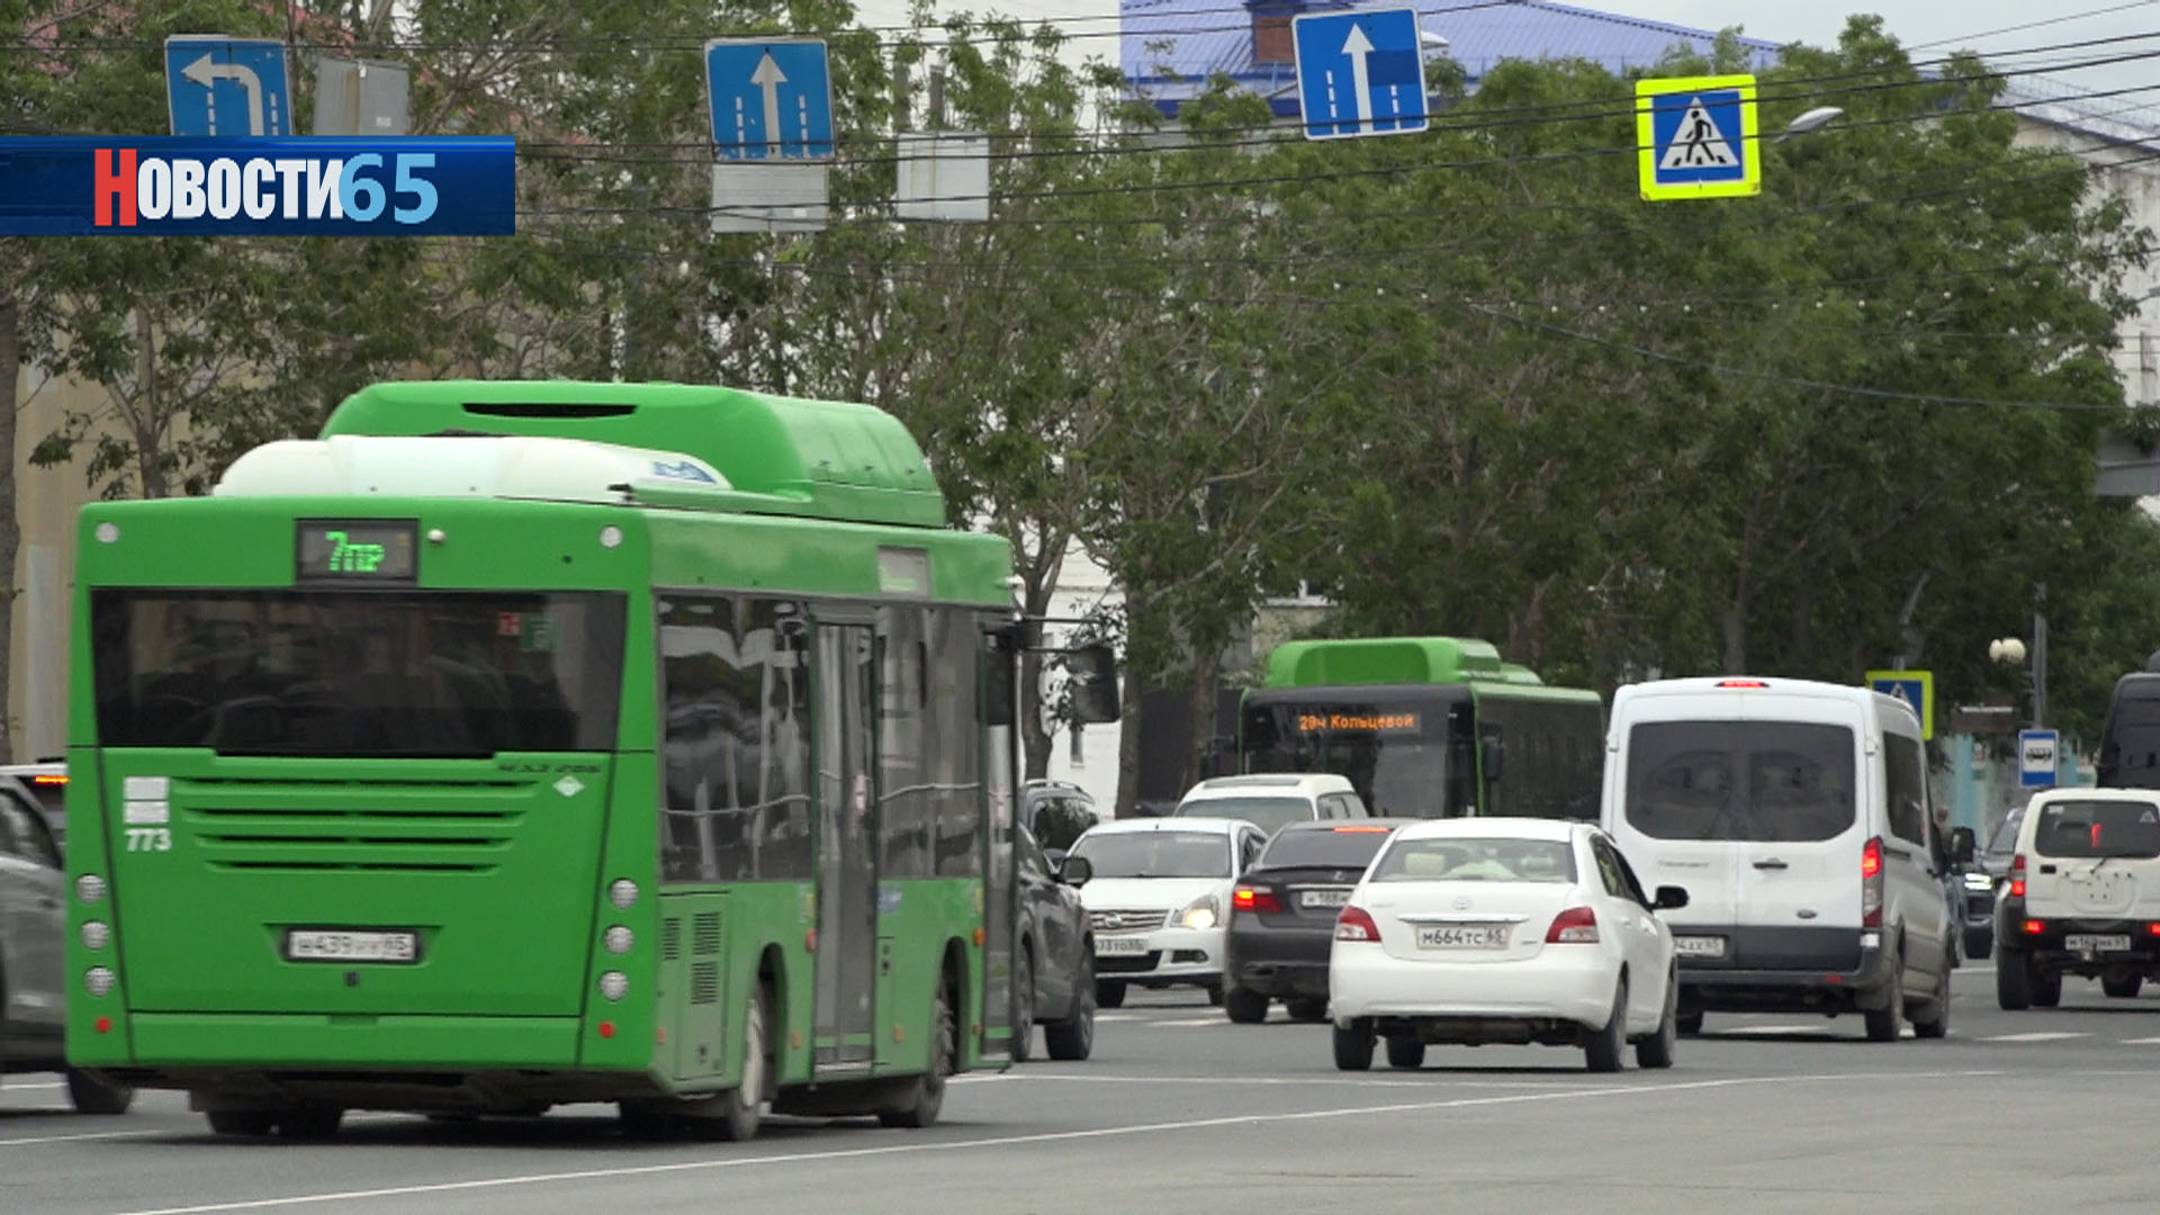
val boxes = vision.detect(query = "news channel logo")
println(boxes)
[0,137,516,236]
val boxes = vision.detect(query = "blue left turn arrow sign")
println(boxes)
[165,36,292,137]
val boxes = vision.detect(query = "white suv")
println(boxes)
[1995,787,2160,1009]
[1173,774,1369,837]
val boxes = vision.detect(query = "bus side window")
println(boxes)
[659,596,812,883]
[877,606,934,878]
[930,608,982,877]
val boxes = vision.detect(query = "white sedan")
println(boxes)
[1066,816,1269,1008]
[1328,818,1689,1073]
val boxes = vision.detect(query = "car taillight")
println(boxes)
[1232,886,1282,914]
[2010,853,2026,899]
[2024,919,2047,936]
[1335,905,1381,943]
[1546,906,1599,944]
[1861,836,1884,928]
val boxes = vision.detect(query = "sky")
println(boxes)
[846,0,2160,97]
[1615,0,2158,94]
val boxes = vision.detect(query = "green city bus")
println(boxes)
[1235,637,1603,819]
[63,380,1108,1140]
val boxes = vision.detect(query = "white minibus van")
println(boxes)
[1601,677,1956,1042]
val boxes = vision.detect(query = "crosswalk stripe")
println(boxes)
[1157,1017,1225,1027]
[1979,1031,2088,1043]
[1095,1014,1142,1023]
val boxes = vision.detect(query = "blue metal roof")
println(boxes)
[1123,0,1783,117]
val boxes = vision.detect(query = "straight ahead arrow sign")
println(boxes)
[182,52,266,136]
[1340,23,1374,131]
[751,52,787,157]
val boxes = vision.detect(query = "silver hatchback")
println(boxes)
[0,775,133,1113]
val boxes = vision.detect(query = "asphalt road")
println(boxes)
[9,963,2160,1215]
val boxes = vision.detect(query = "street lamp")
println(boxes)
[1777,106,1846,142]
[1990,623,2047,730]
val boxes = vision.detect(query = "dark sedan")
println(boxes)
[1011,824,1098,1062]
[1221,819,1417,1024]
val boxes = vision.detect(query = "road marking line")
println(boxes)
[0,1127,166,1147]
[0,1111,399,1149]
[1094,1014,1142,1023]
[93,1070,2008,1215]
[2120,1036,2160,1044]
[1710,1025,1821,1036]
[6,1082,66,1091]
[1156,1017,1224,1027]
[1979,1031,2088,1042]
[974,1073,1593,1090]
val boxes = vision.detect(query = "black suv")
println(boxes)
[1021,780,1101,864]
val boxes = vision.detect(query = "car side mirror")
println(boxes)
[1950,827,1976,866]
[1066,643,1122,725]
[1653,886,1689,911]
[1060,855,1093,887]
[1480,726,1505,784]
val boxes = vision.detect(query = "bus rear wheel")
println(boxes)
[686,984,772,1142]
[880,984,953,1129]
[67,1068,135,1116]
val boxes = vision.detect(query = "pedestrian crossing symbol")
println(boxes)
[1866,669,1935,741]
[1637,74,1761,201]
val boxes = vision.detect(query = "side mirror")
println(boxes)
[984,626,1017,727]
[1480,728,1505,785]
[1950,827,1976,866]
[1060,854,1093,887]
[1653,886,1690,911]
[1067,643,1121,724]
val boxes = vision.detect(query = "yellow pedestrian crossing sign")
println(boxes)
[1866,669,1934,740]
[1636,74,1761,202]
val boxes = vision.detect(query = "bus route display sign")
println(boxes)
[0,136,515,236]
[1296,711,1421,733]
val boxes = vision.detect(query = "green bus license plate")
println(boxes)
[285,930,419,963]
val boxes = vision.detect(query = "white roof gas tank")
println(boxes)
[213,434,732,503]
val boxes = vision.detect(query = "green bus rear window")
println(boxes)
[91,590,626,757]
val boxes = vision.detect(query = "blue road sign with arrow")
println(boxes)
[1291,6,1429,142]
[704,39,835,161]
[165,36,291,138]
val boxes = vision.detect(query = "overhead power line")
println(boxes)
[516,77,2160,223]
[1910,0,2160,51]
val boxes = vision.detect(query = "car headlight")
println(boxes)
[1180,894,1221,930]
